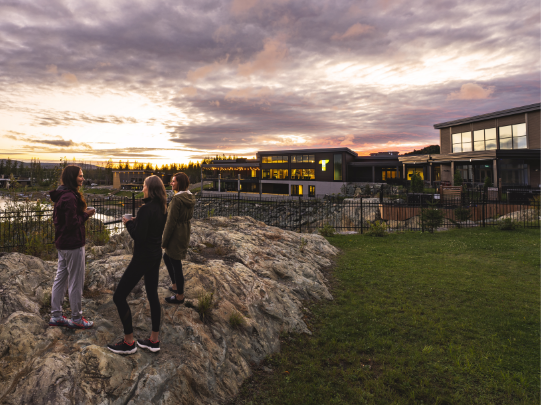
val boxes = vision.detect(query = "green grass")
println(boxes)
[83,188,112,195]
[114,191,144,198]
[234,228,540,405]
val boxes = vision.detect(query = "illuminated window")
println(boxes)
[499,123,527,149]
[381,168,397,181]
[334,154,342,181]
[291,185,303,196]
[473,128,497,151]
[407,168,424,180]
[262,156,288,163]
[291,169,315,179]
[309,185,315,197]
[292,155,315,163]
[452,132,472,153]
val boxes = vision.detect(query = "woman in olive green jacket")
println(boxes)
[162,172,196,304]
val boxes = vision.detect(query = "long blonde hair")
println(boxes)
[145,175,167,214]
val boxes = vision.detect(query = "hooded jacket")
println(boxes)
[126,197,167,257]
[50,186,90,250]
[162,191,196,260]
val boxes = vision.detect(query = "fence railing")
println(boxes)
[1,193,539,253]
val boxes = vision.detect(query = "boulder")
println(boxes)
[0,216,338,404]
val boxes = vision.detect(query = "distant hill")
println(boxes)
[0,160,100,169]
[402,145,440,155]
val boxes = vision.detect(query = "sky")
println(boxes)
[0,0,539,166]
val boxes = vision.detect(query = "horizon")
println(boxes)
[1,0,539,166]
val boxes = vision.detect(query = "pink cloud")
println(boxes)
[61,72,78,84]
[225,86,273,101]
[331,23,374,41]
[230,0,258,16]
[447,83,495,100]
[238,39,288,77]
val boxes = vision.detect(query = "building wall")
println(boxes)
[113,172,120,188]
[260,180,346,196]
[440,128,451,154]
[441,164,452,182]
[527,110,540,149]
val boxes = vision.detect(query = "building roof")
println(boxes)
[433,103,541,129]
[256,147,358,157]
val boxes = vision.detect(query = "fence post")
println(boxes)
[132,192,136,217]
[237,192,240,217]
[360,198,363,234]
[482,191,486,227]
[298,195,302,233]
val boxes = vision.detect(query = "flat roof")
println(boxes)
[256,147,358,157]
[434,103,540,129]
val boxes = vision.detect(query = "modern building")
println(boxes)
[399,103,540,187]
[112,169,171,190]
[201,148,403,197]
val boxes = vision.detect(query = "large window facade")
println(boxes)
[473,128,497,151]
[499,123,527,149]
[262,156,289,163]
[291,169,315,180]
[452,132,472,152]
[262,169,288,179]
[334,154,342,181]
[500,159,528,185]
[291,155,315,163]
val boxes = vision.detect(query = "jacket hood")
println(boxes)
[175,192,196,208]
[49,186,72,203]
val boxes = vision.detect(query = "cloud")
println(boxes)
[3,134,18,140]
[61,72,78,84]
[339,134,355,147]
[238,39,288,76]
[179,87,198,96]
[29,138,92,149]
[230,0,259,16]
[331,23,375,41]
[225,86,273,101]
[46,64,58,74]
[447,83,495,100]
[186,56,229,82]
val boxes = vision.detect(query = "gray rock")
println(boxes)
[0,216,338,404]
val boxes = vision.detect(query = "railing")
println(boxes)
[1,193,539,253]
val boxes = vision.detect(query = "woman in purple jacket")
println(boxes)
[49,165,95,329]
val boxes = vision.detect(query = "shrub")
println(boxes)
[420,203,445,233]
[363,184,371,196]
[196,291,216,323]
[454,206,471,223]
[498,218,516,230]
[410,172,424,193]
[229,311,245,328]
[454,170,463,186]
[483,176,493,189]
[366,221,387,237]
[318,224,335,237]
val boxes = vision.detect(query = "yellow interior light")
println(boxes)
[319,160,329,171]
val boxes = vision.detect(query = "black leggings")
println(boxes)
[113,253,161,334]
[163,253,184,294]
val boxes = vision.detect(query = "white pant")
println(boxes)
[51,247,86,321]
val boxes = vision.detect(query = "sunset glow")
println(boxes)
[1,0,539,166]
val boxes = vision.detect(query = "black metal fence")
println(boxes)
[1,192,539,253]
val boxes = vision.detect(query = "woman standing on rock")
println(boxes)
[49,165,95,329]
[162,172,196,305]
[107,175,167,355]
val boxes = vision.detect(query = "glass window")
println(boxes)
[309,185,315,197]
[262,169,270,179]
[382,168,397,181]
[302,169,315,179]
[452,131,472,153]
[407,168,424,180]
[309,155,315,163]
[499,124,527,150]
[334,154,342,181]
[291,185,303,196]
[291,155,297,163]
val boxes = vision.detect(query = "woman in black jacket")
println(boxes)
[107,175,167,355]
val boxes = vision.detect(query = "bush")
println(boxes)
[229,311,245,328]
[366,221,387,237]
[363,184,371,196]
[410,172,424,193]
[318,224,336,237]
[498,218,516,230]
[454,206,471,222]
[483,176,493,189]
[421,203,445,233]
[454,170,463,186]
[196,291,216,323]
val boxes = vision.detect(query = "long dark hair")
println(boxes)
[61,165,87,213]
[145,175,167,214]
[172,172,190,192]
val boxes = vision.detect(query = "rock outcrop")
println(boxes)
[0,216,337,404]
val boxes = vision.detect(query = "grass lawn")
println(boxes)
[233,228,540,405]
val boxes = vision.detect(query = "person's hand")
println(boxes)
[85,208,96,217]
[122,216,135,224]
